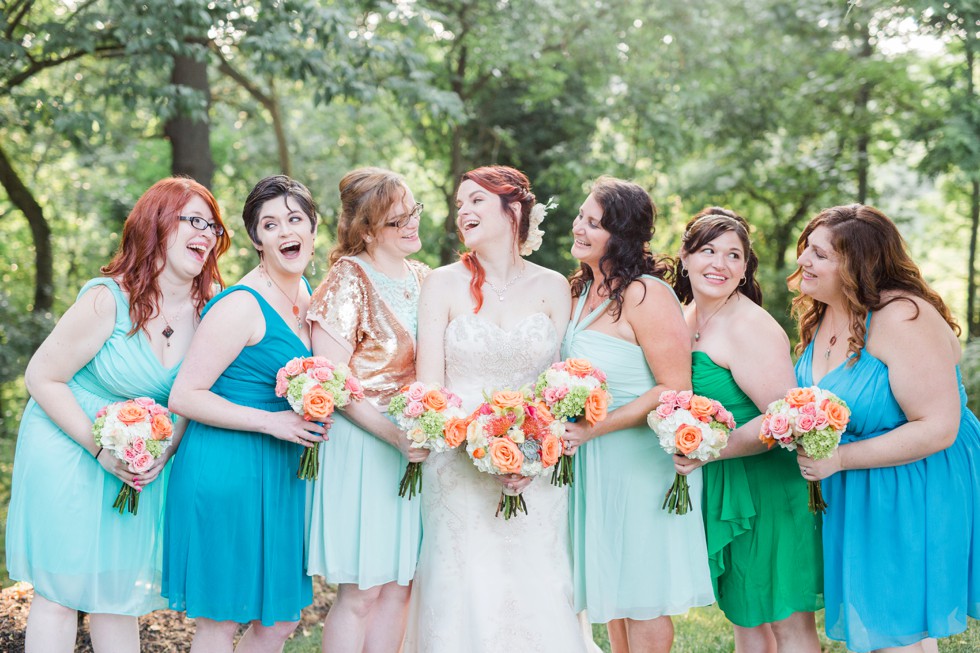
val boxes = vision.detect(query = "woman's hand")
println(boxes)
[397,435,431,463]
[497,473,532,492]
[797,450,841,481]
[673,453,705,476]
[97,450,139,488]
[562,420,597,455]
[133,451,171,487]
[264,411,328,447]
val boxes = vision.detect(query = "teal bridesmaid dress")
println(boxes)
[563,278,714,622]
[6,278,175,615]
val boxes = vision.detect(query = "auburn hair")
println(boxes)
[331,167,408,265]
[101,177,229,335]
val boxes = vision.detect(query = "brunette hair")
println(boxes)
[101,177,229,335]
[789,203,960,362]
[458,165,536,313]
[242,175,318,253]
[673,207,762,306]
[330,167,408,265]
[569,176,671,320]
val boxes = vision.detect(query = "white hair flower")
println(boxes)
[520,197,557,257]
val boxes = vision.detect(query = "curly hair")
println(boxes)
[788,204,960,363]
[101,177,229,335]
[569,176,671,320]
[330,167,409,265]
[457,165,536,313]
[672,206,762,306]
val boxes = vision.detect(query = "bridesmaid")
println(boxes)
[792,204,980,652]
[5,177,228,652]
[562,176,714,653]
[163,176,327,653]
[671,208,821,652]
[306,167,429,652]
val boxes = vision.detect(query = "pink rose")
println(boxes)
[149,404,168,416]
[543,387,559,404]
[768,413,791,436]
[96,406,108,418]
[405,401,426,418]
[130,437,147,454]
[124,447,138,462]
[345,375,365,401]
[133,397,155,407]
[554,386,569,400]
[284,358,304,377]
[799,402,817,417]
[813,410,829,430]
[716,408,734,429]
[676,390,693,410]
[308,356,333,370]
[130,452,153,473]
[478,403,494,416]
[658,390,677,408]
[592,368,607,383]
[310,366,334,383]
[447,391,462,408]
[552,361,566,371]
[275,369,288,397]
[796,413,816,433]
[406,382,427,402]
[655,403,674,420]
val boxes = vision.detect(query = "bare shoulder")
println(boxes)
[202,286,262,325]
[729,299,791,351]
[422,261,468,288]
[871,291,960,360]
[625,276,678,310]
[526,262,570,292]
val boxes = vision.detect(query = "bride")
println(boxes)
[403,166,588,652]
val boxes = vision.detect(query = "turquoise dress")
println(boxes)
[563,279,714,622]
[694,352,822,627]
[5,278,175,615]
[796,312,980,651]
[163,285,313,625]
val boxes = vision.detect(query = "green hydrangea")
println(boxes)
[418,411,445,438]
[802,427,841,460]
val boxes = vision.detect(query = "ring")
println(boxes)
[802,467,810,474]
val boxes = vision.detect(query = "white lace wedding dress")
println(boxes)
[403,313,590,653]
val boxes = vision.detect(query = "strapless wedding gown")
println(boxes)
[403,313,590,653]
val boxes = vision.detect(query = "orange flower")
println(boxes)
[422,389,448,412]
[489,438,524,474]
[488,416,513,437]
[786,387,816,408]
[540,434,562,467]
[303,386,335,421]
[116,402,149,425]
[301,358,317,371]
[689,395,715,421]
[473,447,486,459]
[565,358,594,377]
[532,401,555,424]
[150,413,173,440]
[822,400,850,431]
[491,390,525,409]
[675,424,703,455]
[584,390,609,425]
[443,417,468,448]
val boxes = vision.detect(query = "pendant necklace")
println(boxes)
[262,266,303,330]
[694,295,732,342]
[485,264,527,302]
[160,302,187,347]
[824,315,844,360]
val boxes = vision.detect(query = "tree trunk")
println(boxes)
[968,178,979,337]
[0,142,53,313]
[164,53,214,188]
[854,21,873,204]
[440,124,465,265]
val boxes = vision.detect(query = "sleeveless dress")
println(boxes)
[795,312,980,651]
[306,257,428,588]
[5,278,174,615]
[563,280,714,623]
[403,312,588,653]
[163,285,313,626]
[694,351,822,627]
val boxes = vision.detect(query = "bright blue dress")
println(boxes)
[6,278,174,615]
[163,285,313,625]
[563,279,714,622]
[795,312,980,651]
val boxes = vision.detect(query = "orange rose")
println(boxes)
[675,424,703,456]
[116,402,149,425]
[540,434,562,468]
[823,400,850,431]
[689,395,715,422]
[301,358,317,371]
[533,401,555,424]
[786,387,816,408]
[150,413,173,440]
[491,390,525,409]
[443,417,468,448]
[584,390,609,425]
[473,447,486,459]
[303,386,335,421]
[489,438,524,474]
[565,358,594,377]
[422,389,448,412]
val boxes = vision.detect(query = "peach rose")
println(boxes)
[584,390,608,425]
[130,452,154,473]
[823,401,850,431]
[786,387,816,408]
[443,417,468,448]
[150,413,173,440]
[540,434,562,468]
[674,424,703,456]
[284,358,304,376]
[489,438,524,474]
[565,358,594,377]
[345,375,365,400]
[133,397,156,407]
[491,390,525,409]
[796,413,816,433]
[303,386,335,421]
[472,447,486,459]
[422,390,448,412]
[767,413,791,436]
[116,402,149,425]
[676,390,693,410]
[689,395,716,422]
[301,358,317,371]
[530,401,555,424]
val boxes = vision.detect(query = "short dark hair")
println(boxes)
[242,175,318,249]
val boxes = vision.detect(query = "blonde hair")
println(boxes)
[330,167,408,265]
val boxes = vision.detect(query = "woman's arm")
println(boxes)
[415,269,454,386]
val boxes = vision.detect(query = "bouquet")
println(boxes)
[275,356,364,480]
[759,386,850,513]
[534,357,611,486]
[465,388,565,519]
[646,390,735,515]
[91,397,175,515]
[387,382,467,499]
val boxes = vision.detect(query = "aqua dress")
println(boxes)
[795,313,980,652]
[163,285,313,625]
[563,279,714,623]
[5,278,175,615]
[694,351,822,627]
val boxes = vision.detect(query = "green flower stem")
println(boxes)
[662,472,693,515]
[297,442,320,481]
[112,483,140,516]
[399,461,423,499]
[496,491,528,519]
[807,480,827,514]
[550,453,575,487]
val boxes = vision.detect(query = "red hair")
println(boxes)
[101,177,230,335]
[458,166,536,313]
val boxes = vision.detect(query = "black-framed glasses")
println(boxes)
[179,215,225,237]
[385,202,423,229]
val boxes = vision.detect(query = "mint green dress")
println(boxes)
[563,279,714,622]
[694,351,822,627]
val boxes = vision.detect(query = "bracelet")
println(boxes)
[95,447,103,460]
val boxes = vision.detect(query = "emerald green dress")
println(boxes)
[694,351,823,627]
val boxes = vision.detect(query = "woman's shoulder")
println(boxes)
[525,262,569,289]
[728,297,790,350]
[203,283,264,320]
[625,275,677,305]
[423,261,468,285]
[872,291,955,341]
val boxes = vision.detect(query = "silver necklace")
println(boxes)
[160,302,187,347]
[484,265,526,302]
[694,296,732,342]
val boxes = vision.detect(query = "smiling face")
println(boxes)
[371,186,422,260]
[455,179,520,252]
[680,229,747,302]
[570,192,610,268]
[163,194,218,280]
[253,195,316,274]
[796,225,842,304]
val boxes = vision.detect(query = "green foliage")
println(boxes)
[962,338,980,416]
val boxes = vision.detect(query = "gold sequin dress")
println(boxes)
[305,256,429,588]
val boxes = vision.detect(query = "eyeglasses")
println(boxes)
[179,215,225,237]
[385,202,423,229]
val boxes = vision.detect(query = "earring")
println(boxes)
[681,267,689,278]
[311,250,317,276]
[738,276,747,286]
